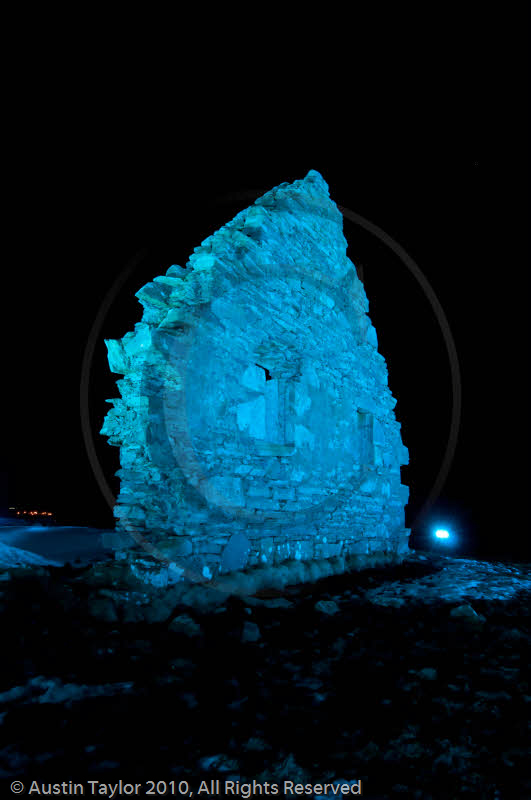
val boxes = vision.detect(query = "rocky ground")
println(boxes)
[0,552,529,798]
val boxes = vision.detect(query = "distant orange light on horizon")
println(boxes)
[13,509,53,517]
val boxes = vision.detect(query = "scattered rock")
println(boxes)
[298,677,324,690]
[331,638,347,657]
[197,754,239,772]
[355,741,380,760]
[227,695,249,710]
[170,657,195,672]
[241,621,261,642]
[249,597,294,609]
[417,667,438,681]
[371,596,405,608]
[0,676,135,707]
[168,614,203,637]
[243,737,270,752]
[314,599,340,615]
[270,753,310,781]
[450,604,486,625]
[498,627,526,643]
[181,692,198,709]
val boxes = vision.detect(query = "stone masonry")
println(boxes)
[100,170,410,591]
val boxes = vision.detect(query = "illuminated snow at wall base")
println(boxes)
[100,170,410,587]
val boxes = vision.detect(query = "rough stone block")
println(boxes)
[272,486,296,501]
[249,497,282,511]
[220,533,251,573]
[345,540,369,555]
[292,540,314,560]
[156,537,192,557]
[202,476,245,509]
[247,483,272,498]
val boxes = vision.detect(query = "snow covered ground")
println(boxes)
[0,522,113,567]
[364,555,531,606]
[0,541,60,568]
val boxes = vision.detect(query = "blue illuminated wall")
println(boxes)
[101,171,410,587]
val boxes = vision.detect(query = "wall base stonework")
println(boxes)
[89,548,411,619]
[103,525,410,592]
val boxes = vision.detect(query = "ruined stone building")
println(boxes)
[101,170,410,591]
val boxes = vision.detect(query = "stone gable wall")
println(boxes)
[101,171,410,588]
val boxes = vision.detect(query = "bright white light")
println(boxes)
[435,529,450,539]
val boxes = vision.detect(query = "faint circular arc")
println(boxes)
[79,196,461,536]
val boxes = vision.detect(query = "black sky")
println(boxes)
[4,12,529,558]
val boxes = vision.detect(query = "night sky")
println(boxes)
[4,15,529,560]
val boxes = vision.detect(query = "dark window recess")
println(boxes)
[255,363,273,381]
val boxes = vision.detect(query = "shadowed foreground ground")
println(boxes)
[0,553,529,798]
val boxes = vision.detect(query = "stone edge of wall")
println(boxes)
[87,548,412,620]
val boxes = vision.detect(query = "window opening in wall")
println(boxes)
[237,362,295,454]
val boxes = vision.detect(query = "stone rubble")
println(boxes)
[0,553,529,796]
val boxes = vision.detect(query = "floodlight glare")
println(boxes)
[435,529,450,539]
